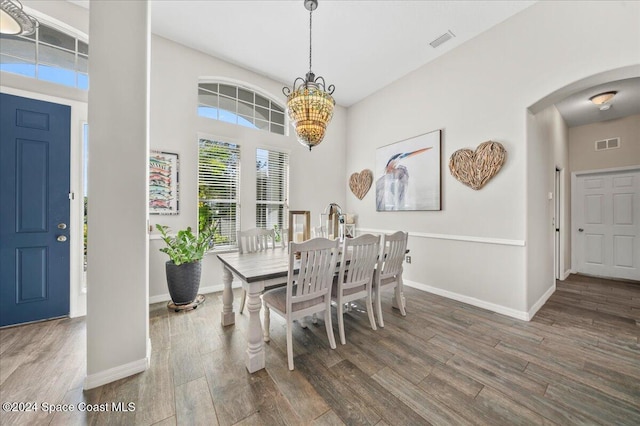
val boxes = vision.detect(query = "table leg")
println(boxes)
[263,304,270,342]
[245,284,265,373]
[221,266,235,326]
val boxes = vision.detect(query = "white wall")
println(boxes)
[147,35,348,301]
[85,1,150,388]
[346,0,640,318]
[569,114,640,172]
[526,105,569,315]
[23,0,88,35]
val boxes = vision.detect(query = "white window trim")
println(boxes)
[198,76,289,136]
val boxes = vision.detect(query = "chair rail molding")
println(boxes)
[357,228,525,247]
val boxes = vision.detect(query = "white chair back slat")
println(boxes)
[341,234,380,291]
[333,233,381,344]
[374,231,408,327]
[237,228,277,314]
[289,238,339,306]
[263,236,339,370]
[379,231,408,280]
[237,228,276,254]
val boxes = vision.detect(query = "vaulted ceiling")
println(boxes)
[148,0,536,107]
[68,1,639,126]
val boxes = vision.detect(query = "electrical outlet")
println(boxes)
[405,255,411,264]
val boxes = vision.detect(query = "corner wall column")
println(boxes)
[85,0,150,389]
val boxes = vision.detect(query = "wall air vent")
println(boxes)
[430,30,456,48]
[594,137,620,151]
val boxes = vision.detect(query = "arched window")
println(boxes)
[0,21,88,90]
[198,81,286,135]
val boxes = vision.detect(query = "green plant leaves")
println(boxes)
[156,223,217,266]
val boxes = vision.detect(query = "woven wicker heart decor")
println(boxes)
[349,169,373,200]
[449,141,507,190]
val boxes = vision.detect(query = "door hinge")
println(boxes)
[69,192,75,200]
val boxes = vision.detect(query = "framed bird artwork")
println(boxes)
[375,130,441,211]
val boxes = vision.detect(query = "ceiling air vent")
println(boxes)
[594,137,620,151]
[430,30,456,48]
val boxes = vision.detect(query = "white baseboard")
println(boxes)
[526,284,556,320]
[84,356,148,390]
[561,269,572,280]
[403,279,530,321]
[69,307,86,319]
[149,282,242,304]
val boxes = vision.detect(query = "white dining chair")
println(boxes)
[262,237,339,370]
[373,231,408,327]
[332,234,380,344]
[237,228,276,313]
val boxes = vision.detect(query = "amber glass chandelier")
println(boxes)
[283,0,335,151]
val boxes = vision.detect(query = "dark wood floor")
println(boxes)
[1,274,638,425]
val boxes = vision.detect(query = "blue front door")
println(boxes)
[0,93,71,327]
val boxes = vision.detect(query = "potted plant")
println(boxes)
[156,222,216,306]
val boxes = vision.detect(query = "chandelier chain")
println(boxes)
[309,7,313,73]
[282,0,335,151]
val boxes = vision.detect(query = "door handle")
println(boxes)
[578,228,584,232]
[57,235,67,242]
[58,223,67,229]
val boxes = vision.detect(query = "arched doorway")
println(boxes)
[527,65,640,291]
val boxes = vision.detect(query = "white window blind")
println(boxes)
[198,138,241,249]
[256,148,289,239]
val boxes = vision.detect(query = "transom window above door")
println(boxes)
[0,22,88,90]
[198,82,286,135]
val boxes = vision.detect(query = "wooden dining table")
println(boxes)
[217,247,291,373]
[217,245,408,373]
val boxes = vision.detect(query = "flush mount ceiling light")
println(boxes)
[0,0,38,35]
[589,91,617,111]
[283,0,335,151]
